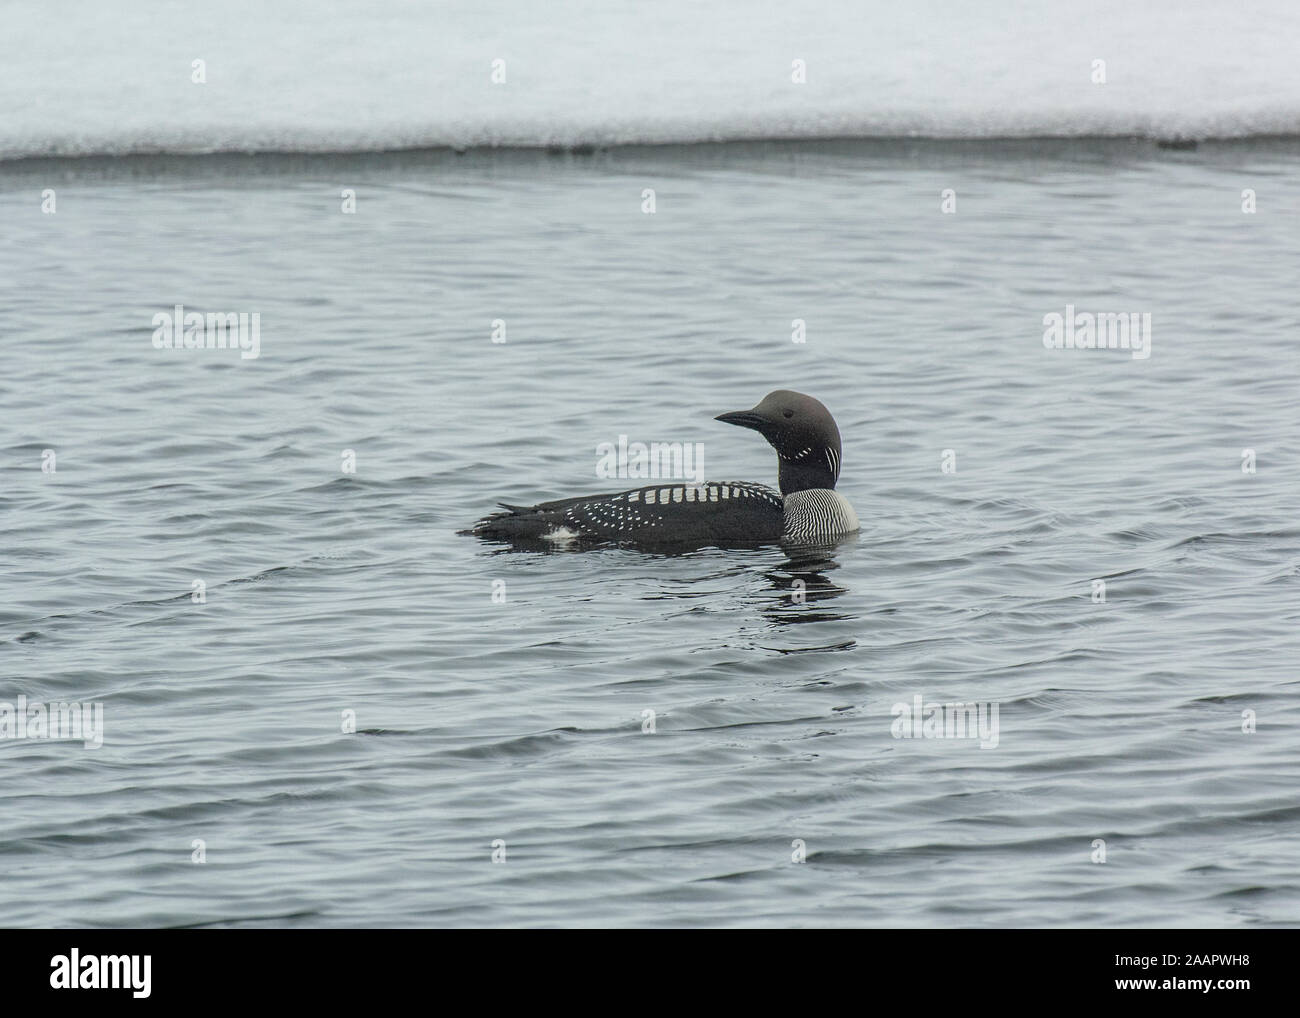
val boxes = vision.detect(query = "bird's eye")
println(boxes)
[782,410,794,419]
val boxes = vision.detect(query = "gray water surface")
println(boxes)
[2,140,1298,926]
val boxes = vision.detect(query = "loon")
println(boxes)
[465,390,858,547]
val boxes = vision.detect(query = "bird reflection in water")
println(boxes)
[763,535,856,627]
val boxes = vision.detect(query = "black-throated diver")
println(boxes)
[464,390,859,547]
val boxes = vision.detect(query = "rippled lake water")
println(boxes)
[2,139,1298,926]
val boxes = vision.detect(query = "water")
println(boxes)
[2,139,1299,927]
